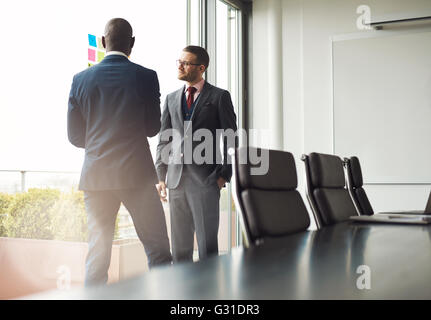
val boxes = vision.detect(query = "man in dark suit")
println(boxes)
[68,18,172,286]
[155,46,237,263]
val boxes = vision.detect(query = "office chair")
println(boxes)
[301,152,358,228]
[425,191,431,214]
[343,156,374,215]
[345,156,431,215]
[231,147,310,247]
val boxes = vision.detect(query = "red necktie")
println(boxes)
[187,86,197,110]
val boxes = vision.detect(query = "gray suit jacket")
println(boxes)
[68,55,161,191]
[155,81,237,189]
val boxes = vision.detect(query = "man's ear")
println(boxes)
[102,36,106,49]
[130,37,135,49]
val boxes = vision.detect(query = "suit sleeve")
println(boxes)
[155,97,172,182]
[145,71,162,137]
[67,77,86,148]
[217,90,238,182]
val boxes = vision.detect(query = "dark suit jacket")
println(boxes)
[155,81,237,189]
[68,54,161,191]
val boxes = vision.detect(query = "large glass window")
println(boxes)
[0,0,186,174]
[0,0,243,254]
[0,1,187,238]
[213,0,243,252]
[185,0,244,255]
[187,0,201,45]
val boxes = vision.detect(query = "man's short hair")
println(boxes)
[183,45,210,69]
[104,18,133,51]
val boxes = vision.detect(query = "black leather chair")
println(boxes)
[301,152,358,228]
[231,147,310,247]
[425,191,431,214]
[343,156,374,216]
[345,156,431,215]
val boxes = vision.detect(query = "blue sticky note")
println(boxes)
[88,34,97,47]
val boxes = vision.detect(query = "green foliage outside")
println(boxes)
[5,188,61,240]
[0,188,119,242]
[220,187,236,212]
[0,193,12,237]
[49,190,88,242]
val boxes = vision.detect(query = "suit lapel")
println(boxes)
[174,87,185,130]
[189,81,212,123]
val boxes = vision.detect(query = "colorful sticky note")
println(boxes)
[88,48,96,62]
[88,34,97,47]
[97,37,104,49]
[97,50,105,62]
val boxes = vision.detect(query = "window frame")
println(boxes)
[186,0,250,249]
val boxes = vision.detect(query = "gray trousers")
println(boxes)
[84,184,172,286]
[169,169,221,263]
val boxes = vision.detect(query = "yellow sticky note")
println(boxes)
[97,50,105,62]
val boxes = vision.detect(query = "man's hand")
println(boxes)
[156,181,168,202]
[217,177,226,190]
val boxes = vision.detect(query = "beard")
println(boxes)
[178,69,199,82]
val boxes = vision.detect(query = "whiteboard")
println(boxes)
[332,29,431,184]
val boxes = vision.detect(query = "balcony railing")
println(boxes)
[0,170,238,250]
[0,169,135,239]
[0,170,80,193]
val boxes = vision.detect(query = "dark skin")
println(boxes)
[101,18,135,56]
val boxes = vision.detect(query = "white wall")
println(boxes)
[252,0,431,222]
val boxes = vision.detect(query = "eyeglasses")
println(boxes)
[176,59,201,67]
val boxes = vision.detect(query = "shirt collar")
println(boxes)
[184,78,205,94]
[105,51,129,59]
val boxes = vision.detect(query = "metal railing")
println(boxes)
[0,170,80,193]
[0,170,239,248]
[0,169,138,239]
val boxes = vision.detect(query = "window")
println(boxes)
[0,1,187,238]
[188,0,244,252]
[214,0,243,251]
[0,0,245,252]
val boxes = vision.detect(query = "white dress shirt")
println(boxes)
[105,51,129,58]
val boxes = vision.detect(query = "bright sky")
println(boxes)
[0,0,186,172]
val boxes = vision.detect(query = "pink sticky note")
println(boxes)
[88,48,96,62]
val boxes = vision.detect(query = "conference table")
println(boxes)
[29,221,431,300]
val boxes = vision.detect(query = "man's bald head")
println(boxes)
[102,18,135,56]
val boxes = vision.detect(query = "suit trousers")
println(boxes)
[84,184,172,286]
[169,168,221,263]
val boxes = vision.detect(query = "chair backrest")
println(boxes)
[425,191,431,214]
[344,156,374,216]
[231,147,310,246]
[301,152,358,227]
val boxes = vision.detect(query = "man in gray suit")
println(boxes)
[68,18,172,286]
[155,46,237,263]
